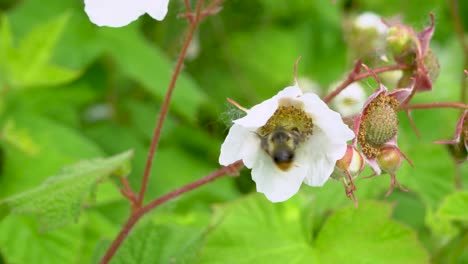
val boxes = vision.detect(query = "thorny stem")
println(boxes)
[447,0,468,103]
[398,102,468,110]
[137,0,205,207]
[323,63,409,104]
[100,161,244,264]
[99,1,235,263]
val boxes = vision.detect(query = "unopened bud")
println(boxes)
[386,25,414,58]
[376,146,402,174]
[332,145,365,180]
[346,12,388,59]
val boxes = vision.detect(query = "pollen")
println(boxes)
[358,94,399,158]
[259,105,314,139]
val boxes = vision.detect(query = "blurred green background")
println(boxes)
[0,0,467,263]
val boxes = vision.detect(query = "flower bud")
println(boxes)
[345,12,388,60]
[332,145,365,180]
[376,146,402,174]
[386,25,414,58]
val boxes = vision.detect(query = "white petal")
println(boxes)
[219,124,261,168]
[331,82,366,116]
[302,128,344,186]
[84,0,145,27]
[276,85,303,98]
[234,85,303,128]
[355,12,388,35]
[302,93,355,143]
[144,0,170,21]
[251,152,308,202]
[84,0,170,27]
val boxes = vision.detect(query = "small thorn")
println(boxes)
[351,59,363,76]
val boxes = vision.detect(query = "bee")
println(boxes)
[260,126,303,171]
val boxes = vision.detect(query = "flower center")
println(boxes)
[259,105,314,138]
[258,104,314,171]
[358,94,399,158]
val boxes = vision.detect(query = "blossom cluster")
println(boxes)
[83,2,466,205]
[218,12,466,204]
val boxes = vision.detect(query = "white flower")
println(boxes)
[219,85,355,202]
[330,82,366,116]
[354,12,388,36]
[84,0,170,27]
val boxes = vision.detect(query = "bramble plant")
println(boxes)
[0,0,467,264]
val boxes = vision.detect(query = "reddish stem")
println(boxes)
[398,102,468,110]
[100,161,244,264]
[323,63,408,104]
[137,0,205,207]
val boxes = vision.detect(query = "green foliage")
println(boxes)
[315,201,429,264]
[0,150,133,230]
[199,194,318,264]
[99,26,207,122]
[103,221,204,264]
[199,195,429,264]
[0,113,104,198]
[437,191,468,221]
[0,14,81,89]
[0,215,83,264]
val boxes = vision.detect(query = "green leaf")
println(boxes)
[99,26,207,122]
[0,113,104,198]
[4,13,81,88]
[199,194,318,264]
[315,201,429,264]
[0,15,13,87]
[0,118,39,155]
[8,0,105,69]
[98,221,204,264]
[0,215,82,264]
[437,191,468,222]
[0,150,133,230]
